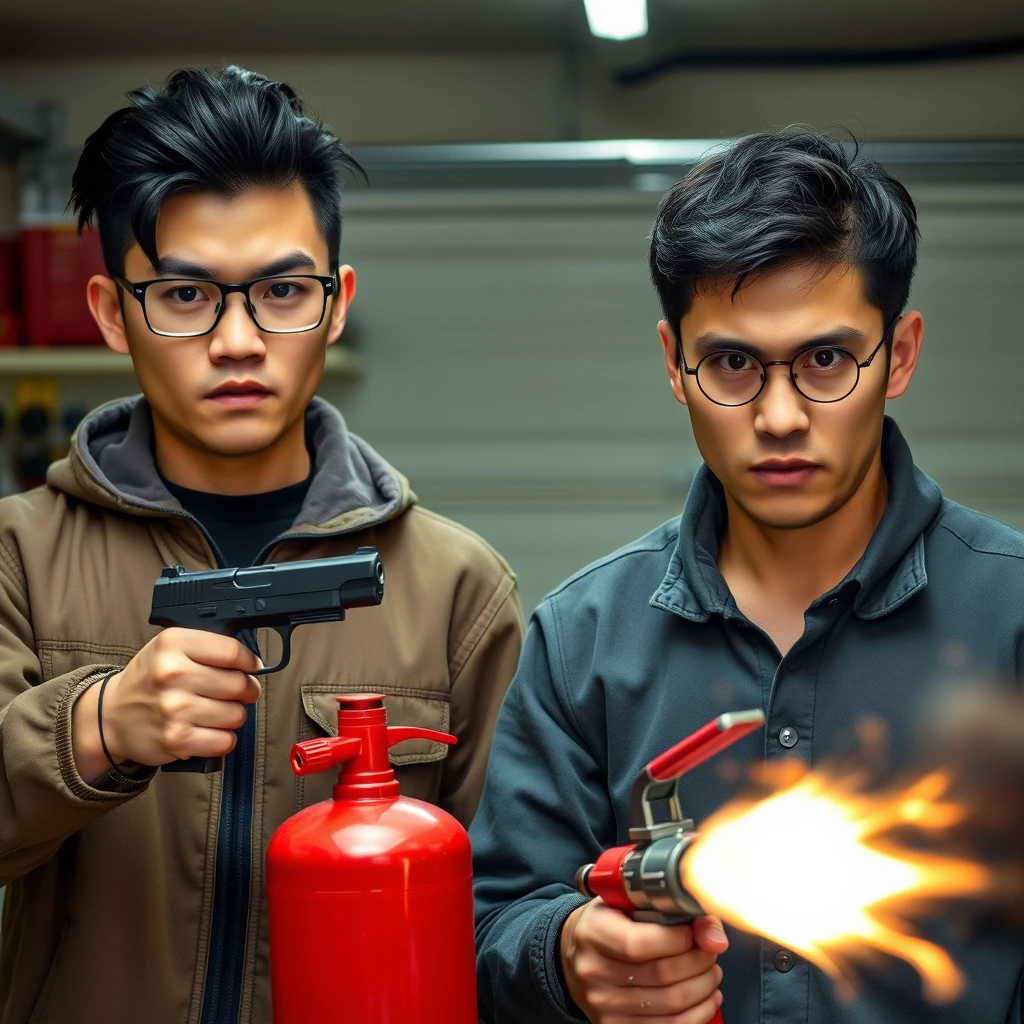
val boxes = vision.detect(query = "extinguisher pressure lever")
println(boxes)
[646,709,766,783]
[387,726,458,749]
[630,709,765,834]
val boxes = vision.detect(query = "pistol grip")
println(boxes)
[161,755,224,773]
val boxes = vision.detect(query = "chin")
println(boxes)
[736,496,838,532]
[196,424,286,457]
[752,511,833,531]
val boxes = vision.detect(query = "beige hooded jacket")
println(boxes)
[0,395,523,1024]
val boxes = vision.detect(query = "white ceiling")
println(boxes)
[0,0,1022,58]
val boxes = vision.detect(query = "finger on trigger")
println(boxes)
[183,630,262,673]
[693,915,729,953]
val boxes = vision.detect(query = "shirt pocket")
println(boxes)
[297,685,451,806]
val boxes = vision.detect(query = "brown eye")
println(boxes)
[803,348,850,371]
[713,352,755,373]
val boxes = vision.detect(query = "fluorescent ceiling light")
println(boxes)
[584,0,648,41]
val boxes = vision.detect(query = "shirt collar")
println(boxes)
[651,417,944,623]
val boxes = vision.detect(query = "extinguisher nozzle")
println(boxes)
[575,863,596,898]
[290,735,362,776]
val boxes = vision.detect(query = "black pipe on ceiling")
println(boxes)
[615,34,1024,87]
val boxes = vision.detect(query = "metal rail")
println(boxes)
[348,141,1024,189]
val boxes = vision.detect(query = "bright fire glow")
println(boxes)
[682,769,992,1002]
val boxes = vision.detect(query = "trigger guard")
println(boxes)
[256,625,293,675]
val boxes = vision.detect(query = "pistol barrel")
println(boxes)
[149,548,384,631]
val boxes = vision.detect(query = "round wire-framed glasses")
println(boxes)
[677,317,900,407]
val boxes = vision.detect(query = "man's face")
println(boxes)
[98,184,352,461]
[660,263,920,531]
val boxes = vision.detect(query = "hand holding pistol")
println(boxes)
[73,549,384,778]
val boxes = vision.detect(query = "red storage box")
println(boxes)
[21,223,105,346]
[0,311,19,346]
[0,234,18,313]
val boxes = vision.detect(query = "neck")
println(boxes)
[718,450,888,622]
[153,415,310,496]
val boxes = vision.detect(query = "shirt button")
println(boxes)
[778,727,799,749]
[774,949,796,973]
[828,597,840,605]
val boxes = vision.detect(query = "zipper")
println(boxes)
[200,679,257,1024]
[161,522,254,1024]
[196,509,258,1024]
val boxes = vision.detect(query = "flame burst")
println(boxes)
[682,767,992,1002]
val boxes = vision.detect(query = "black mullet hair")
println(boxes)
[70,65,364,276]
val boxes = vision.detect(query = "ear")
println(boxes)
[885,311,924,400]
[658,320,688,408]
[87,275,130,355]
[325,265,356,346]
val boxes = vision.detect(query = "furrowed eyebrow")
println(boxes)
[692,334,761,358]
[248,251,318,279]
[692,325,866,359]
[149,251,319,281]
[151,255,217,278]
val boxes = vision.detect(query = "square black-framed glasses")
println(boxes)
[116,274,337,338]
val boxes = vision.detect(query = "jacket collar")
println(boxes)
[651,417,944,623]
[47,395,415,535]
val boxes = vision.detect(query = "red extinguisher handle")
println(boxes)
[387,726,457,748]
[645,709,764,782]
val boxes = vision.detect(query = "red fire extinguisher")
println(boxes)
[576,709,766,1024]
[267,693,477,1023]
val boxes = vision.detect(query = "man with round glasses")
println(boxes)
[472,129,1024,1024]
[0,67,522,1024]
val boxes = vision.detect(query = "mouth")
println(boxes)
[749,459,821,487]
[205,381,273,408]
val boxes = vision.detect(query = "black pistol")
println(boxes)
[149,546,385,773]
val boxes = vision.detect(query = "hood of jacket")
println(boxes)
[46,394,416,535]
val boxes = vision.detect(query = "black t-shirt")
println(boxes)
[163,473,312,568]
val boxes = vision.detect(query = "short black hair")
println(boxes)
[649,128,919,341]
[70,65,363,276]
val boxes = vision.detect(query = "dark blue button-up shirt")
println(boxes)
[472,418,1024,1024]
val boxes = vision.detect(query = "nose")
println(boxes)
[208,292,266,362]
[752,363,810,438]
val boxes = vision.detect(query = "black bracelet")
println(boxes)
[96,671,121,772]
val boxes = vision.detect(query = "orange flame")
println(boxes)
[681,766,992,1002]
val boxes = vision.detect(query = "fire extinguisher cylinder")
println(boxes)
[267,693,478,1024]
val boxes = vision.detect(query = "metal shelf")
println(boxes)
[0,345,365,377]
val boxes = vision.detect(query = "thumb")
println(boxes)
[693,915,729,953]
